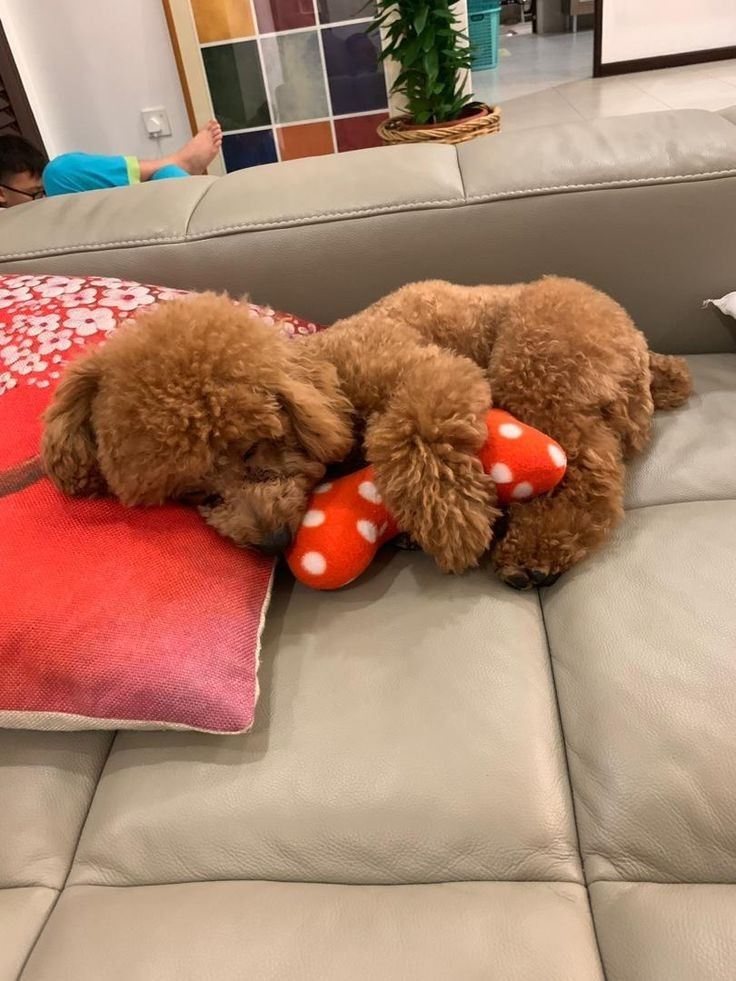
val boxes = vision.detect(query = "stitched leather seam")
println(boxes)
[21,878,736,890]
[16,735,117,978]
[197,167,736,234]
[625,495,736,513]
[57,876,588,888]
[538,591,607,975]
[183,180,219,238]
[3,167,736,261]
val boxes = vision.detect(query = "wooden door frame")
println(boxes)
[0,20,45,149]
[593,0,736,78]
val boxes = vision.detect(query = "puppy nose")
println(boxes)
[258,525,292,556]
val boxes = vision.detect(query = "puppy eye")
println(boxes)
[242,446,256,462]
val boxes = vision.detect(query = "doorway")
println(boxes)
[0,19,44,148]
[471,0,595,107]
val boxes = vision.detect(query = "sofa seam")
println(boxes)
[8,886,59,981]
[624,495,736,513]
[590,877,736,886]
[2,167,736,261]
[537,591,608,981]
[15,734,117,980]
[184,180,219,238]
[24,877,736,891]
[454,144,468,200]
[0,883,59,891]
[58,874,586,889]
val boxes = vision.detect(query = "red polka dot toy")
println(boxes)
[286,408,566,590]
[478,410,567,505]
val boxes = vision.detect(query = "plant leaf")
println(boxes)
[413,6,428,34]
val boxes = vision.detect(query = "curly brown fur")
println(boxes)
[303,276,691,582]
[43,278,691,583]
[42,293,354,551]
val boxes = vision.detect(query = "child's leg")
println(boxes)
[149,164,189,181]
[43,153,139,196]
[42,124,222,198]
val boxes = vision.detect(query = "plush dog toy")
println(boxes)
[286,409,566,589]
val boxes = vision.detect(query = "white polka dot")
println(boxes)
[358,480,382,504]
[512,482,534,500]
[301,551,326,575]
[302,509,325,528]
[314,482,332,494]
[490,462,513,484]
[548,443,566,468]
[357,519,378,543]
[499,422,523,439]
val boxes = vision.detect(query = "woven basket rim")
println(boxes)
[382,101,500,133]
[377,103,501,145]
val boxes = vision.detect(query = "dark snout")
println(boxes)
[256,525,293,556]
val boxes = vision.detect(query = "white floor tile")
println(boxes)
[473,31,594,105]
[626,73,736,110]
[498,88,583,132]
[701,59,736,85]
[472,34,736,124]
[557,77,670,118]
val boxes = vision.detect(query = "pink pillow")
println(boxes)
[0,274,321,733]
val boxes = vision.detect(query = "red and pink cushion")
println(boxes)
[0,274,320,734]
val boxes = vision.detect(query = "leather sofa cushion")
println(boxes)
[2,351,734,979]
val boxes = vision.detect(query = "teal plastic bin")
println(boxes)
[469,3,501,70]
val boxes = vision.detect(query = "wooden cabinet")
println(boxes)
[565,0,594,14]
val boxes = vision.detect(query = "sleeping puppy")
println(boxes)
[41,292,354,555]
[43,281,691,586]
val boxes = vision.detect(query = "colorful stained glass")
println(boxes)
[317,0,375,23]
[260,32,329,124]
[193,0,389,170]
[334,112,388,152]
[322,26,387,115]
[202,41,270,131]
[252,0,315,32]
[277,122,335,160]
[191,0,256,42]
[222,130,278,169]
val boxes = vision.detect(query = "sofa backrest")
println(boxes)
[2,108,736,354]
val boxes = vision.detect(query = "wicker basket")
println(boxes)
[377,102,501,146]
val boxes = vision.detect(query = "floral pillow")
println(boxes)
[0,274,320,733]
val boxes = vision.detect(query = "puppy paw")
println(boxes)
[392,533,421,551]
[493,536,570,589]
[491,503,581,589]
[406,467,498,574]
[494,562,563,591]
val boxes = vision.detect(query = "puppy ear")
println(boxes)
[278,353,354,463]
[41,350,107,497]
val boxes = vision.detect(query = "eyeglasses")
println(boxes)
[0,182,45,201]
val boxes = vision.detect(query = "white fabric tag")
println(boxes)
[704,291,736,319]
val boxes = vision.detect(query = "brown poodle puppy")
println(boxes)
[42,277,691,587]
[42,293,354,554]
[307,277,691,586]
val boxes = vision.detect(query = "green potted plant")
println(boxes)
[371,0,500,145]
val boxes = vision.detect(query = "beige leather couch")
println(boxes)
[1,107,735,980]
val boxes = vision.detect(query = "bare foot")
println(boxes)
[170,120,222,174]
[139,122,222,181]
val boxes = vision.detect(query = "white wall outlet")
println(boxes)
[141,107,172,139]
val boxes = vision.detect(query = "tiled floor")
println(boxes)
[473,32,736,133]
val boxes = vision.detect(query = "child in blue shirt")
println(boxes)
[0,121,221,208]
